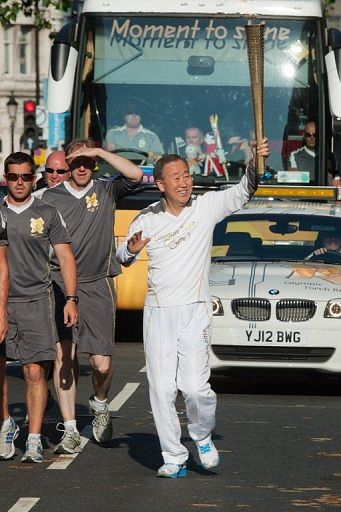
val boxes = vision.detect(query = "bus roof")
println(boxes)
[82,0,323,18]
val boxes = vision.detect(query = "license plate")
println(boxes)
[245,330,301,343]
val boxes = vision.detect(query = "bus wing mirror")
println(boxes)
[47,43,78,113]
[325,49,341,118]
[328,28,341,50]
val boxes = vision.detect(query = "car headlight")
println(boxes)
[212,296,224,316]
[324,299,341,318]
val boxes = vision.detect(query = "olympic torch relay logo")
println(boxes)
[86,193,99,212]
[30,217,44,236]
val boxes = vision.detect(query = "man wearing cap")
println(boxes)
[104,102,164,157]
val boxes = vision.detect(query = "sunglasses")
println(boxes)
[45,168,69,175]
[304,132,316,138]
[68,157,97,171]
[6,172,34,182]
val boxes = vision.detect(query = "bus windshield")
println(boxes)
[76,15,324,186]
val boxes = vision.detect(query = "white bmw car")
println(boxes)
[209,200,341,373]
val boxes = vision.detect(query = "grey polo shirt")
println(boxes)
[105,124,164,154]
[1,196,71,302]
[42,177,138,283]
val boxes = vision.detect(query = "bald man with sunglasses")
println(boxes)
[289,120,317,180]
[0,152,77,463]
[34,151,70,198]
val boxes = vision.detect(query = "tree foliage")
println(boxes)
[0,0,71,29]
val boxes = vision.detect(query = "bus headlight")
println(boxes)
[212,296,224,316]
[324,300,341,318]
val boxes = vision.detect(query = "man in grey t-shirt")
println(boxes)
[42,138,142,448]
[0,210,10,460]
[0,152,78,463]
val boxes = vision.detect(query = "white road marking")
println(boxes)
[7,498,40,512]
[108,382,140,412]
[47,424,92,470]
[139,365,146,372]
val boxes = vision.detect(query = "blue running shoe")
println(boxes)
[0,417,19,460]
[196,436,219,469]
[157,463,187,478]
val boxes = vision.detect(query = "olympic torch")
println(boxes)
[245,23,265,175]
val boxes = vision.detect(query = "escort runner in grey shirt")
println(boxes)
[2,196,71,301]
[41,139,143,450]
[42,176,137,282]
[0,150,78,464]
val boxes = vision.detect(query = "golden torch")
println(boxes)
[245,23,265,175]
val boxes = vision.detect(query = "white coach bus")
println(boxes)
[48,0,341,186]
[47,0,341,309]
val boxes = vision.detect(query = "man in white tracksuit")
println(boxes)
[116,141,269,478]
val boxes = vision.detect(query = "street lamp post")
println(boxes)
[7,92,18,153]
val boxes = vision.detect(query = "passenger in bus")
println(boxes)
[227,134,253,165]
[42,140,142,454]
[288,120,317,179]
[104,102,164,161]
[184,127,205,175]
[116,139,270,478]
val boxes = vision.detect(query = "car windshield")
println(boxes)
[212,213,341,264]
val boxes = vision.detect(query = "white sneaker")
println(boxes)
[0,417,19,460]
[54,423,82,454]
[21,437,43,463]
[157,463,187,478]
[196,436,219,469]
[89,396,113,443]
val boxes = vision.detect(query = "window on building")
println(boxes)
[4,27,13,74]
[18,25,32,74]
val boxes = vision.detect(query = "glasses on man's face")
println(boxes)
[45,168,69,175]
[304,132,316,138]
[6,172,34,182]
[68,157,96,171]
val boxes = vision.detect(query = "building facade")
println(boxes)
[0,8,67,177]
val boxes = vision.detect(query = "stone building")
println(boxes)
[0,8,67,177]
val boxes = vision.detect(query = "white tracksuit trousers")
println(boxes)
[143,302,217,465]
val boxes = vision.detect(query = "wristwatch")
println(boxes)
[65,295,79,305]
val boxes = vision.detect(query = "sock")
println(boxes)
[93,395,107,412]
[64,420,78,432]
[27,433,41,442]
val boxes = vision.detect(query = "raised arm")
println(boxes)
[67,146,143,183]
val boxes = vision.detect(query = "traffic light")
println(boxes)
[23,100,39,150]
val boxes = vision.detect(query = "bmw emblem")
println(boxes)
[269,289,280,295]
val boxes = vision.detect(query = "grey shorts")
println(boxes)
[53,276,116,356]
[4,296,57,364]
[77,277,116,355]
